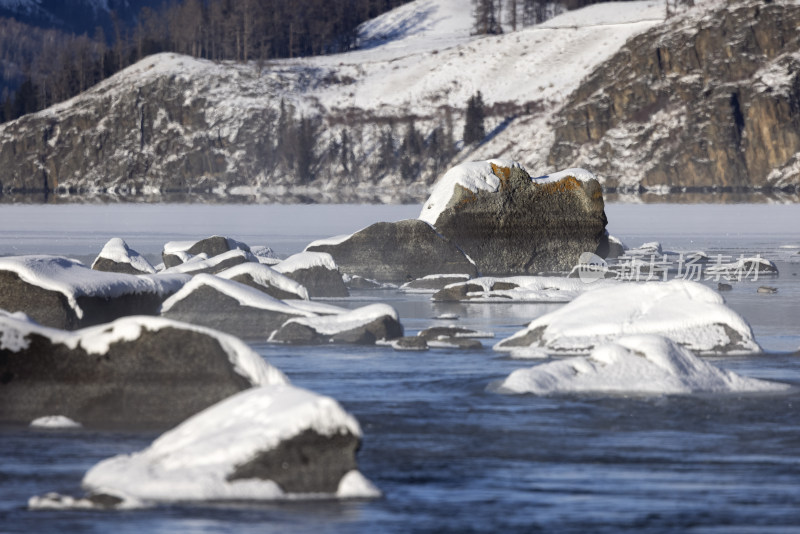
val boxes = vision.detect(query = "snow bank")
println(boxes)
[273,251,338,273]
[217,262,310,300]
[160,274,317,318]
[491,335,789,396]
[273,303,399,337]
[495,279,761,354]
[91,238,156,274]
[0,255,188,319]
[0,312,287,387]
[82,385,379,503]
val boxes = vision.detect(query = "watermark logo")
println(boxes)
[575,252,609,283]
[575,252,773,284]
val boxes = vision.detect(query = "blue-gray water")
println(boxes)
[1,203,800,533]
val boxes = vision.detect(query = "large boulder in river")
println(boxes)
[306,219,477,283]
[419,160,607,275]
[0,312,287,427]
[60,385,379,506]
[273,252,349,298]
[0,255,187,330]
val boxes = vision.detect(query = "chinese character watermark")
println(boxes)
[575,253,773,284]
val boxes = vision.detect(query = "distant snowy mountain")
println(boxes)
[0,0,798,202]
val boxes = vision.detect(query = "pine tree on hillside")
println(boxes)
[463,92,486,145]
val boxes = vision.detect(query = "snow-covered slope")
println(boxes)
[0,0,669,200]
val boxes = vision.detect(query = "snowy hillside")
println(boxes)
[6,0,797,201]
[300,0,666,172]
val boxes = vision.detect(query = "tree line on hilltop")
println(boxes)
[0,0,412,123]
[472,0,696,35]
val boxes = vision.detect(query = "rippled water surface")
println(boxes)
[1,203,800,533]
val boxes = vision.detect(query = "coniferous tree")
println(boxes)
[377,123,396,175]
[463,91,486,145]
[295,115,318,183]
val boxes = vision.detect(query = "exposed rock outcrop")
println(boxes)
[548,1,800,191]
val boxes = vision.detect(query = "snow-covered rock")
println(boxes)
[160,274,316,339]
[0,255,188,329]
[494,279,761,355]
[273,252,349,298]
[162,236,251,269]
[490,335,789,395]
[77,384,379,505]
[217,262,309,300]
[419,161,607,275]
[161,249,256,276]
[0,312,287,427]
[91,238,156,275]
[270,303,403,345]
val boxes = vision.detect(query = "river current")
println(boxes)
[1,203,799,533]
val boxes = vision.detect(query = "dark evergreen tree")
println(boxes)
[376,123,396,175]
[295,115,318,183]
[463,91,486,145]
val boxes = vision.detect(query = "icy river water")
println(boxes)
[1,202,800,533]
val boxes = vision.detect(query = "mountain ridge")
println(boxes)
[0,0,798,203]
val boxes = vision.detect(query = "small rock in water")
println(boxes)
[757,286,778,294]
[392,337,429,352]
[718,282,733,291]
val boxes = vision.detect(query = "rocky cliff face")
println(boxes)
[548,0,800,192]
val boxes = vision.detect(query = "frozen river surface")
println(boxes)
[1,202,800,533]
